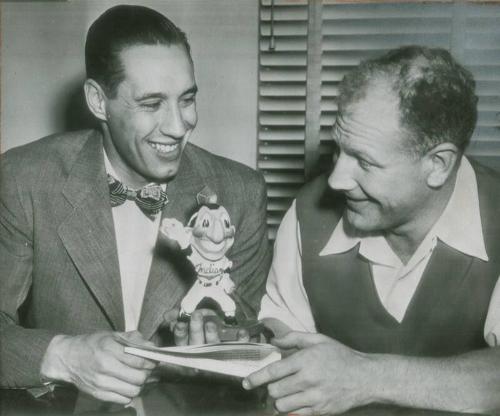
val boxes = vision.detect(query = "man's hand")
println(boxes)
[40,331,156,405]
[242,331,374,415]
[163,308,250,345]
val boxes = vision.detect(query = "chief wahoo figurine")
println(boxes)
[160,192,238,325]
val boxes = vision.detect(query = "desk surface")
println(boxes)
[0,380,486,416]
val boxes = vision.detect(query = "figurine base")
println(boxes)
[203,315,264,342]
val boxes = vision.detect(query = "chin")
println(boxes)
[147,166,180,183]
[345,210,382,234]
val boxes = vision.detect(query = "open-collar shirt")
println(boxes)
[104,151,164,331]
[259,157,500,347]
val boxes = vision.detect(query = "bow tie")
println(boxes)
[107,174,168,218]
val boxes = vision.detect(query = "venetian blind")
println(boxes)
[258,0,500,239]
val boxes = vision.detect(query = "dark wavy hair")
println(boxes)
[85,5,191,98]
[338,45,478,156]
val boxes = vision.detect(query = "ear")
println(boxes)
[424,143,459,188]
[84,79,108,122]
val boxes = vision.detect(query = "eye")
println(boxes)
[357,158,372,170]
[223,219,230,228]
[142,101,161,111]
[202,219,210,228]
[180,95,196,108]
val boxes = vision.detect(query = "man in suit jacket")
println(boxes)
[245,46,500,414]
[0,5,270,405]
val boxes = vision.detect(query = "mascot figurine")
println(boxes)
[160,194,238,325]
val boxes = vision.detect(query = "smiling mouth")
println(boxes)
[200,239,225,252]
[148,142,179,154]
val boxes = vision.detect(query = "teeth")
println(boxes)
[149,142,178,153]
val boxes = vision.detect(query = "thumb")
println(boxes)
[271,331,329,350]
[163,308,180,331]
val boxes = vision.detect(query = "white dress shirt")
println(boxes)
[104,152,163,331]
[259,157,500,347]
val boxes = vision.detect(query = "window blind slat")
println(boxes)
[259,97,306,112]
[264,172,306,184]
[259,128,304,141]
[261,21,308,36]
[321,3,452,19]
[258,159,304,170]
[260,6,308,21]
[260,82,306,96]
[322,18,451,35]
[321,34,451,51]
[260,37,307,52]
[261,51,307,67]
[260,70,306,83]
[261,0,308,7]
[259,113,305,126]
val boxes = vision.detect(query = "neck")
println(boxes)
[385,176,457,264]
[101,124,149,189]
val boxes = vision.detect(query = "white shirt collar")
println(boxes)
[319,157,488,263]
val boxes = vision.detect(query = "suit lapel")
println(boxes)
[58,131,125,331]
[139,151,207,339]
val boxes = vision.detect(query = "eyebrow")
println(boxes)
[135,85,198,101]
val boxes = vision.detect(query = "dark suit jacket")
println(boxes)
[0,129,271,387]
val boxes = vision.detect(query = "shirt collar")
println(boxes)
[319,157,488,263]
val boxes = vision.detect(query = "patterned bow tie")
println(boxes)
[107,174,168,218]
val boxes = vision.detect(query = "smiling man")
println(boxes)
[0,5,270,404]
[250,46,500,414]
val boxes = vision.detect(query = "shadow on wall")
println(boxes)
[60,78,98,132]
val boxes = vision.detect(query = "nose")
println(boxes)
[208,220,225,244]
[159,102,186,140]
[328,153,357,192]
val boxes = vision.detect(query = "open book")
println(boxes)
[120,339,281,378]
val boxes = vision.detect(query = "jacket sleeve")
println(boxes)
[227,172,272,319]
[0,155,58,388]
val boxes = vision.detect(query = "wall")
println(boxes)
[0,0,259,169]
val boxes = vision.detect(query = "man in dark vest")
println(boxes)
[244,46,500,414]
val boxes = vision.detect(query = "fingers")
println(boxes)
[53,332,156,405]
[157,362,199,377]
[112,335,156,371]
[173,309,219,345]
[284,407,314,416]
[162,308,180,330]
[267,374,303,398]
[261,318,292,339]
[91,390,133,405]
[237,329,250,342]
[189,311,206,345]
[204,320,220,343]
[243,356,300,389]
[91,373,144,398]
[273,391,313,415]
[271,331,329,350]
[174,321,189,346]
[107,358,154,385]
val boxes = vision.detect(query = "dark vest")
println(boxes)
[296,160,500,357]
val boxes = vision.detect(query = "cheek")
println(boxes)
[192,227,206,239]
[110,112,158,145]
[132,113,160,138]
[182,105,198,129]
